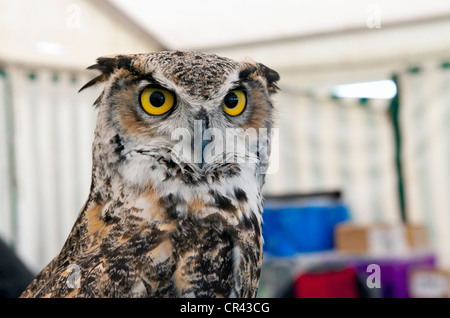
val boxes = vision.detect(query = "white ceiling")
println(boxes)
[107,0,450,50]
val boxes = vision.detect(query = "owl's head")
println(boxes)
[81,51,279,195]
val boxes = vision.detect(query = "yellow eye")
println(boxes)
[222,90,246,116]
[140,87,175,115]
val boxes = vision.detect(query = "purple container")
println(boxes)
[349,253,436,298]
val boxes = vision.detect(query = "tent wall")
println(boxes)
[264,92,399,225]
[0,66,97,272]
[399,62,450,267]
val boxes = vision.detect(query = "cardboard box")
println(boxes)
[409,269,450,298]
[335,223,429,256]
[406,225,429,250]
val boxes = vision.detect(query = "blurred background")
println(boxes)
[0,0,450,298]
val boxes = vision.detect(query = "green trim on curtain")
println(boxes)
[0,69,19,249]
[408,66,421,74]
[390,75,407,222]
[359,97,369,106]
[335,97,351,194]
[28,72,37,81]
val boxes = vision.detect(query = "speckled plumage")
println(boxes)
[20,51,279,298]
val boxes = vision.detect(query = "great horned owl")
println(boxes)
[20,51,279,298]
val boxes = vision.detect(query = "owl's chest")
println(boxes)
[70,213,238,297]
[62,174,263,296]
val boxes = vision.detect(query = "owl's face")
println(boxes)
[82,51,279,194]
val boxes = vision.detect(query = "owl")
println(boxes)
[20,51,279,298]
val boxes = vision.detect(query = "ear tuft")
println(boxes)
[78,74,108,93]
[257,63,280,94]
[78,55,133,93]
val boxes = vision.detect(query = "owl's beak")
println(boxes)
[193,110,210,169]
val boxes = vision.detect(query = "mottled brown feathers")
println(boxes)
[79,51,279,100]
[21,50,279,298]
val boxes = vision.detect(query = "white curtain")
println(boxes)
[0,65,97,272]
[398,62,450,267]
[264,60,450,268]
[264,91,400,225]
[2,60,450,273]
[0,70,15,246]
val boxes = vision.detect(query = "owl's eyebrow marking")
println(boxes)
[139,74,157,84]
[138,74,174,92]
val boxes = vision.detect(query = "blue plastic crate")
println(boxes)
[262,201,350,256]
